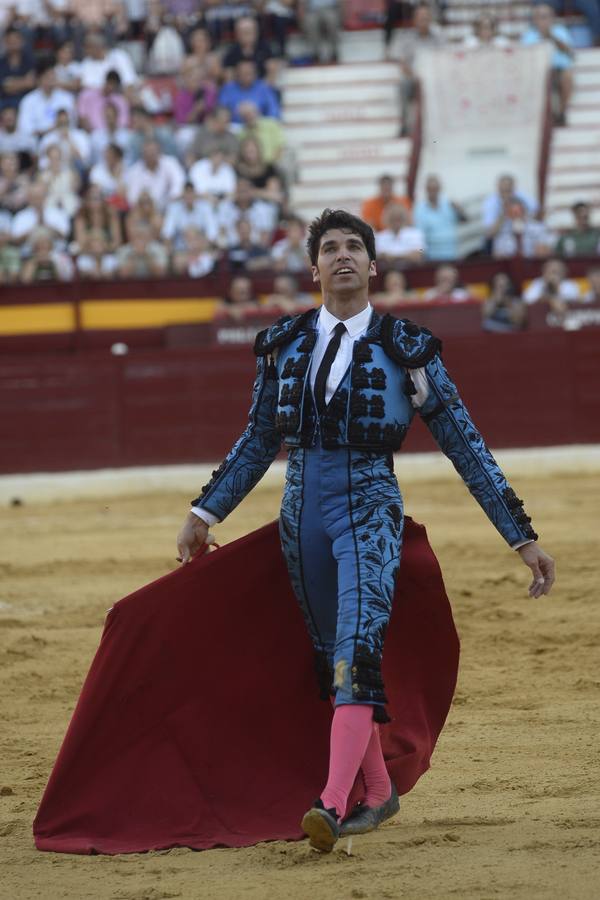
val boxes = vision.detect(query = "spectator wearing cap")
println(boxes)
[126,139,186,212]
[414,174,466,260]
[523,258,580,310]
[17,62,75,140]
[161,182,218,251]
[521,4,574,126]
[555,202,600,257]
[423,265,470,302]
[218,60,280,125]
[0,28,35,111]
[491,198,554,259]
[77,69,130,131]
[361,175,411,233]
[375,203,424,265]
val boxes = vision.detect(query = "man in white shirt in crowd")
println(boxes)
[375,203,424,265]
[482,174,537,242]
[10,180,70,252]
[0,106,37,157]
[38,107,92,170]
[491,199,554,259]
[17,61,75,141]
[161,182,219,252]
[90,101,132,164]
[126,138,186,212]
[78,32,138,98]
[188,147,237,204]
[216,176,277,248]
[523,257,580,305]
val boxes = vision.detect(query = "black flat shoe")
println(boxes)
[301,799,340,852]
[339,784,400,836]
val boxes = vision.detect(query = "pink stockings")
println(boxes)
[320,704,392,819]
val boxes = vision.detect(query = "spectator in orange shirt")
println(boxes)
[360,174,411,232]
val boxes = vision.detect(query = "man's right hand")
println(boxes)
[176,512,209,565]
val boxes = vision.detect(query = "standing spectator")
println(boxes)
[483,174,537,241]
[463,14,512,49]
[218,60,280,125]
[361,175,411,233]
[126,139,186,212]
[78,32,139,96]
[523,258,580,309]
[299,0,341,64]
[584,266,600,303]
[90,143,128,207]
[186,106,239,165]
[0,151,30,213]
[371,269,414,308]
[174,227,219,278]
[11,181,70,249]
[414,174,466,260]
[237,100,286,166]
[38,144,80,218]
[216,177,278,247]
[223,16,277,82]
[117,222,169,278]
[17,62,76,141]
[235,135,283,206]
[189,147,237,203]
[555,202,600,257]
[161,182,218,250]
[0,28,35,111]
[76,230,119,279]
[271,216,310,272]
[125,191,164,242]
[77,70,130,131]
[38,108,92,171]
[375,203,424,265]
[0,106,36,158]
[20,226,74,282]
[423,265,470,302]
[482,272,527,332]
[73,184,122,254]
[226,217,271,271]
[397,3,444,135]
[491,199,554,259]
[521,4,574,126]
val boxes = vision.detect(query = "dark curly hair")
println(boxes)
[306,209,376,266]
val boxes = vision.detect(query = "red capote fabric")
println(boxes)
[33,517,459,856]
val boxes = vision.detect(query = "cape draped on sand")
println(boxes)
[33,517,459,855]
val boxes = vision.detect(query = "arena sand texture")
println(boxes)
[1,468,599,900]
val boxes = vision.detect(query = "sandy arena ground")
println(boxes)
[1,466,599,900]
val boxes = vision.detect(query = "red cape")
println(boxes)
[33,518,459,855]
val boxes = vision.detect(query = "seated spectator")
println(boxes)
[235,135,284,206]
[584,266,600,303]
[218,60,280,125]
[38,108,92,172]
[226,218,271,272]
[223,15,279,83]
[237,101,286,167]
[76,229,119,279]
[481,272,527,332]
[217,177,278,247]
[0,207,20,281]
[414,174,466,260]
[185,25,222,84]
[79,32,139,97]
[521,4,574,126]
[555,202,600,257]
[219,274,259,320]
[301,0,341,64]
[173,227,219,278]
[17,62,76,141]
[74,184,122,254]
[20,226,74,282]
[54,40,82,94]
[126,139,186,212]
[423,265,470,302]
[38,144,80,218]
[126,106,179,163]
[491,198,554,259]
[371,269,415,308]
[125,191,164,242]
[186,107,239,166]
[375,203,424,265]
[90,143,128,208]
[188,147,237,204]
[11,181,70,250]
[361,175,411,233]
[77,70,130,132]
[173,59,218,130]
[0,27,35,111]
[90,101,132,164]
[261,0,296,57]
[271,216,310,272]
[0,106,36,159]
[397,3,444,134]
[482,174,537,242]
[463,14,512,49]
[116,222,169,278]
[161,182,218,250]
[262,274,314,313]
[0,151,30,213]
[523,258,580,312]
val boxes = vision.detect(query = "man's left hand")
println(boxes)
[518,542,555,598]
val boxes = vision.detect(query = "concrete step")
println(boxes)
[292,200,364,221]
[552,127,600,148]
[549,147,600,170]
[574,47,600,67]
[566,107,600,126]
[285,119,400,144]
[282,62,401,87]
[296,137,411,164]
[572,87,600,104]
[547,167,600,189]
[297,159,408,184]
[283,102,398,126]
[284,82,399,107]
[291,178,395,205]
[546,186,600,209]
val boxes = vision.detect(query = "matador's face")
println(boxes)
[312,228,376,297]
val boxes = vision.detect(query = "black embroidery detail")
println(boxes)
[297,332,317,353]
[353,341,373,363]
[371,368,387,389]
[404,371,417,396]
[369,396,385,419]
[350,644,388,705]
[350,391,368,417]
[351,365,387,390]
[254,309,316,356]
[380,313,442,368]
[275,410,300,434]
[280,382,303,407]
[502,488,539,540]
[282,355,310,380]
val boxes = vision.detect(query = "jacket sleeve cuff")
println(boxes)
[511,538,535,551]
[190,507,219,527]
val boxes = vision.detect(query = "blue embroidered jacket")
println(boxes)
[192,308,537,546]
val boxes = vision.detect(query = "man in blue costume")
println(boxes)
[177,209,555,852]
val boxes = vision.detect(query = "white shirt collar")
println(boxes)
[319,303,373,339]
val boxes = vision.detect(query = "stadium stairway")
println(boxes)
[546,48,600,229]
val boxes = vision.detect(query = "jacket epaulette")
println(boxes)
[254,309,316,356]
[380,314,442,369]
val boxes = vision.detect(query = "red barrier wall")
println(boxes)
[2,330,599,474]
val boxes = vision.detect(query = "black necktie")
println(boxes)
[314,322,346,417]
